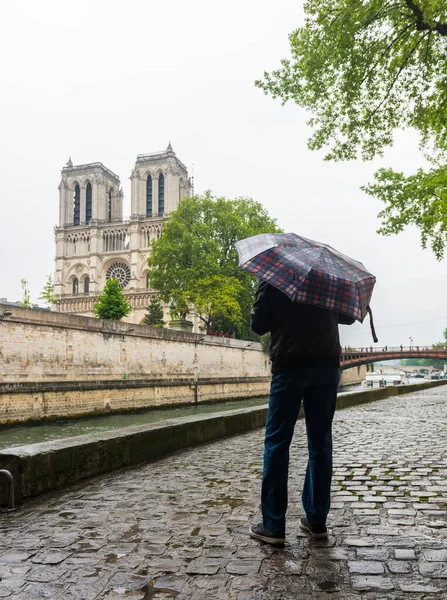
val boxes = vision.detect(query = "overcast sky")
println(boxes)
[1,0,446,348]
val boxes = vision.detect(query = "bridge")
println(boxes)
[340,345,447,370]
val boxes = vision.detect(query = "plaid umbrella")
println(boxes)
[235,232,378,342]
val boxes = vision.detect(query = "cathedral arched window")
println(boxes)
[146,272,150,288]
[72,278,79,295]
[146,176,153,217]
[158,174,164,216]
[86,183,92,223]
[108,189,112,222]
[84,276,90,293]
[73,185,81,225]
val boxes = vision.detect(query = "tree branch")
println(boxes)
[362,2,402,29]
[404,0,447,36]
[365,31,429,122]
[361,23,413,86]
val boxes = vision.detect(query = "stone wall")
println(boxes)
[0,303,365,423]
[0,378,270,425]
[340,364,367,386]
[0,304,268,383]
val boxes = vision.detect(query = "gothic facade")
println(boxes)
[53,144,192,325]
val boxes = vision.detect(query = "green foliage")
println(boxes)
[143,296,165,327]
[147,192,282,338]
[401,358,444,367]
[402,327,447,367]
[256,0,447,162]
[193,275,244,333]
[256,0,447,257]
[20,279,31,307]
[363,162,447,259]
[433,327,447,346]
[93,278,132,321]
[39,275,55,308]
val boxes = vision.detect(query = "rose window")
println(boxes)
[106,262,131,288]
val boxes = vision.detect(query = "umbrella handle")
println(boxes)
[366,306,378,343]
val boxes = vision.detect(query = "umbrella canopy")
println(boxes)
[236,233,377,340]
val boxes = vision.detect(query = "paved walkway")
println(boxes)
[1,386,447,599]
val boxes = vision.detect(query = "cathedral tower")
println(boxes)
[130,142,191,219]
[58,160,122,226]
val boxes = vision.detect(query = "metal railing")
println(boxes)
[0,469,15,510]
[342,346,446,354]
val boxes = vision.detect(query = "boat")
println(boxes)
[363,371,405,388]
[427,373,441,380]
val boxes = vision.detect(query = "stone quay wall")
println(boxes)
[0,378,270,425]
[0,303,363,423]
[340,364,367,386]
[0,304,269,383]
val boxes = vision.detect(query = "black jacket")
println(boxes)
[251,280,355,372]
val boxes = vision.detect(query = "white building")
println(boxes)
[54,143,192,325]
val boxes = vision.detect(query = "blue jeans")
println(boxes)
[261,367,339,533]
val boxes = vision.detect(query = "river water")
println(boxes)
[0,397,269,451]
[0,378,428,451]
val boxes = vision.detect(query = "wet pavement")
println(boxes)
[1,385,446,599]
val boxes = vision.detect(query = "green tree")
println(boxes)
[39,275,55,308]
[192,275,244,333]
[93,278,132,320]
[432,327,447,353]
[402,358,443,366]
[256,0,447,257]
[402,327,447,367]
[363,161,447,259]
[143,296,165,327]
[147,193,281,338]
[20,279,31,307]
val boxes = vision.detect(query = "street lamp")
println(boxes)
[409,336,413,350]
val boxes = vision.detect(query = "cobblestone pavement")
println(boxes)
[1,386,447,599]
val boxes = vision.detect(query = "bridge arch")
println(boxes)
[340,347,447,370]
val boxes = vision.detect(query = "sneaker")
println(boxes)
[299,517,328,539]
[249,523,285,545]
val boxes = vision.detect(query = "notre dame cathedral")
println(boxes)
[53,143,192,325]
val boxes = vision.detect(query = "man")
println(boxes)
[249,279,355,545]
